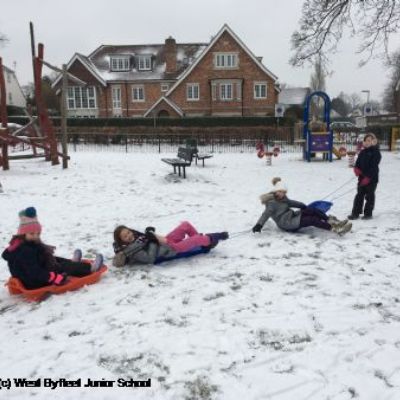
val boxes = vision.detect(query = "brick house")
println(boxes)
[1,65,26,109]
[53,24,279,118]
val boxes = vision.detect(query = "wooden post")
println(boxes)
[35,43,59,165]
[0,58,10,170]
[61,64,68,168]
[265,151,273,166]
[347,151,356,167]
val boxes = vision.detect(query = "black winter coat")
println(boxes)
[355,145,381,183]
[2,240,54,289]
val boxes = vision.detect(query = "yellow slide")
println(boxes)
[332,146,342,160]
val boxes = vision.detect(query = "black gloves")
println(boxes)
[252,223,262,233]
[145,226,156,233]
[145,231,159,244]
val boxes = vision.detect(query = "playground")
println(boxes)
[0,150,399,399]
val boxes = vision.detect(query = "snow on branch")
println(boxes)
[290,0,400,67]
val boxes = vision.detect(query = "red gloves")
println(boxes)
[353,167,362,177]
[48,272,68,286]
[360,176,371,186]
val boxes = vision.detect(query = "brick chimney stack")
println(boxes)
[165,36,177,74]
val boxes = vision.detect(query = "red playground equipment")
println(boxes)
[0,25,69,171]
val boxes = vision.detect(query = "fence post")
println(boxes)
[125,135,128,153]
[265,151,273,166]
[347,151,356,167]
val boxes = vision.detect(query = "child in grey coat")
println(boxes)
[252,178,351,235]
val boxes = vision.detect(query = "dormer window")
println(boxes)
[110,56,130,71]
[214,53,239,69]
[138,55,152,71]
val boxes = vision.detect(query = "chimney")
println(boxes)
[165,36,177,74]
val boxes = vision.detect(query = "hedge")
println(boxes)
[7,116,295,127]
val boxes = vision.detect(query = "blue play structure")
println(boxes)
[154,246,211,265]
[303,91,333,162]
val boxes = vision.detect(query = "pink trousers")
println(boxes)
[165,221,210,253]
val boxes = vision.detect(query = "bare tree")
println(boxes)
[0,31,8,47]
[383,49,400,111]
[291,0,400,67]
[310,57,326,92]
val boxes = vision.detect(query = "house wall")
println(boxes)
[57,60,174,117]
[168,31,277,116]
[2,68,26,108]
[59,29,279,118]
[105,82,172,118]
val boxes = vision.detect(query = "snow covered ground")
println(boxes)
[0,150,400,400]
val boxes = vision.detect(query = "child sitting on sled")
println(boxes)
[113,221,228,267]
[252,178,352,235]
[2,207,104,289]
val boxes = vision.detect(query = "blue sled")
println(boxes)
[308,200,333,213]
[154,246,211,265]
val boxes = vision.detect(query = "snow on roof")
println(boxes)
[89,43,208,82]
[278,88,311,105]
[1,65,14,74]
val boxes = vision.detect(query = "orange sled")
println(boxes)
[5,264,108,302]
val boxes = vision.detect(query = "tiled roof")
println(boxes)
[88,43,208,82]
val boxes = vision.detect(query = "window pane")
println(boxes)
[74,87,81,108]
[82,88,88,108]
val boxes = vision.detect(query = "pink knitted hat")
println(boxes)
[17,207,42,235]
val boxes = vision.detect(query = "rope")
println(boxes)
[320,176,354,201]
[229,229,251,239]
[329,186,356,202]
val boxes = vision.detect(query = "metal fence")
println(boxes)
[61,132,299,154]
[58,131,390,154]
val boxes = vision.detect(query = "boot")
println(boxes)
[204,232,229,249]
[72,248,82,262]
[332,222,352,236]
[347,214,359,220]
[361,215,373,220]
[207,232,229,241]
[91,254,104,272]
[328,217,348,228]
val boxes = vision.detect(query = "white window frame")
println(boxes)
[161,83,169,92]
[186,83,200,101]
[220,83,233,101]
[110,56,130,71]
[138,55,152,71]
[132,85,145,102]
[112,86,122,109]
[67,86,97,109]
[214,52,238,69]
[254,82,267,99]
[236,82,242,100]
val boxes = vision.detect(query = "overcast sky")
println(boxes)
[1,0,399,102]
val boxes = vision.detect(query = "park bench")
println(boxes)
[192,149,213,167]
[161,147,193,179]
